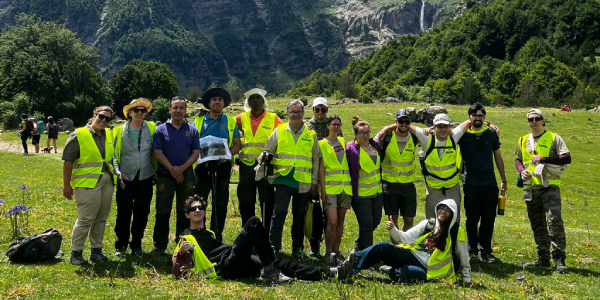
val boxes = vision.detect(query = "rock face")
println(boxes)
[58,118,75,132]
[0,0,448,93]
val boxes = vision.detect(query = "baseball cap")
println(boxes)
[312,97,328,107]
[20,113,27,118]
[396,109,410,119]
[433,114,451,125]
[527,108,544,119]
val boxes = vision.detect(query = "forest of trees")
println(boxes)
[288,0,600,109]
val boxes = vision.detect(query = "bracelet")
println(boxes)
[501,180,507,183]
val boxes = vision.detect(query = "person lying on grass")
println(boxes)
[336,199,471,283]
[173,194,349,284]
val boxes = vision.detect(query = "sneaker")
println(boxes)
[291,250,308,260]
[334,250,345,262]
[149,248,165,257]
[260,266,293,284]
[325,252,337,267]
[114,248,127,257]
[70,250,88,266]
[336,249,356,282]
[481,253,502,264]
[469,253,481,264]
[524,258,551,268]
[131,248,145,256]
[89,248,108,263]
[22,152,28,156]
[308,248,322,258]
[554,258,569,274]
[379,265,392,275]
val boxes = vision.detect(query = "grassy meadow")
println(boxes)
[0,99,599,299]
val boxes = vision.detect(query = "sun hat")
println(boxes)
[312,97,328,107]
[243,88,268,112]
[202,88,232,109]
[433,113,451,125]
[123,98,152,117]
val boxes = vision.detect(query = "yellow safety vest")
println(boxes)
[357,146,382,197]
[112,121,157,184]
[173,234,218,279]
[70,127,114,189]
[382,133,417,183]
[271,124,316,184]
[318,137,352,195]
[194,115,236,147]
[400,226,466,280]
[520,131,560,187]
[424,137,461,189]
[239,111,276,166]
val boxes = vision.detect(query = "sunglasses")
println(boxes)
[437,205,452,213]
[470,114,485,118]
[187,205,206,213]
[314,107,328,113]
[396,119,410,125]
[97,114,112,122]
[527,117,543,122]
[132,108,147,114]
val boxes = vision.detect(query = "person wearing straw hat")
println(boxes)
[112,98,157,257]
[234,88,283,230]
[192,88,241,242]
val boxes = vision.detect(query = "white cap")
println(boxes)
[433,113,451,125]
[243,88,268,112]
[312,97,328,107]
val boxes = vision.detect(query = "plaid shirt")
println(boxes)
[306,117,344,140]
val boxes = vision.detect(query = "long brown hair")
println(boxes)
[428,209,453,251]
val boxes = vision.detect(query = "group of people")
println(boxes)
[18,114,59,155]
[60,88,572,285]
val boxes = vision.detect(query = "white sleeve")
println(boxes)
[456,239,471,283]
[413,127,430,147]
[452,127,464,143]
[388,219,427,244]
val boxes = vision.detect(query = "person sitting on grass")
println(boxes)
[173,195,345,284]
[335,199,471,284]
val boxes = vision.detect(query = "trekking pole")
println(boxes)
[210,160,220,240]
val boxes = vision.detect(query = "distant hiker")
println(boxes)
[151,96,200,256]
[62,106,115,265]
[46,116,59,153]
[18,113,32,155]
[515,109,571,274]
[112,98,157,257]
[30,117,41,153]
[234,88,282,231]
[192,88,241,242]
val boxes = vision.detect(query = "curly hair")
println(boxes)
[185,194,207,212]
[351,115,370,134]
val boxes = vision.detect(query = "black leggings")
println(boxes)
[21,134,29,153]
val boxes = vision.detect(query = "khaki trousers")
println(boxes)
[425,183,462,222]
[71,171,114,251]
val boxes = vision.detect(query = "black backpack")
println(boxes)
[418,134,460,183]
[48,123,59,135]
[423,218,461,273]
[6,228,62,263]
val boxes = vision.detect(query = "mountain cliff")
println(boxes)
[0,0,450,93]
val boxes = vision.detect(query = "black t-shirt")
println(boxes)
[180,227,231,275]
[458,128,500,186]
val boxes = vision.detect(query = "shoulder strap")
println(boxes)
[411,133,418,146]
[382,130,393,154]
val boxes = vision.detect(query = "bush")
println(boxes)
[151,97,170,123]
[0,93,32,129]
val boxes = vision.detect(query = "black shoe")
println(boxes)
[260,265,293,284]
[336,249,356,282]
[481,253,502,264]
[291,250,308,260]
[524,258,551,268]
[70,250,88,266]
[89,248,108,263]
[308,248,322,258]
[469,253,481,264]
[114,248,127,257]
[554,258,569,274]
[149,248,165,257]
[131,248,145,256]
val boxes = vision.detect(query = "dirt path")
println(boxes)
[0,140,62,155]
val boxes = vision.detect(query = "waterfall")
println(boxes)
[420,0,425,32]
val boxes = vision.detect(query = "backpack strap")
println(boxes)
[420,135,460,181]
[382,129,393,154]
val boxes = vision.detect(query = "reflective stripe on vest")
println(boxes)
[520,132,560,187]
[271,124,315,183]
[240,112,276,165]
[424,137,461,189]
[173,235,218,279]
[319,137,352,195]
[71,127,114,189]
[382,133,417,183]
[113,121,157,184]
[357,146,382,197]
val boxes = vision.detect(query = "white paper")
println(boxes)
[197,136,231,164]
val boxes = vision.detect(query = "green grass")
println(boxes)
[1,100,599,299]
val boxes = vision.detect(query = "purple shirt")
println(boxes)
[346,138,382,203]
[154,119,200,175]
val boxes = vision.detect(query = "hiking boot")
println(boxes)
[469,253,480,264]
[131,248,145,256]
[334,250,345,262]
[149,248,165,257]
[524,258,551,268]
[114,248,127,257]
[70,250,88,266]
[89,248,108,263]
[336,249,356,282]
[481,253,502,264]
[291,250,308,260]
[260,265,293,284]
[325,252,337,267]
[379,265,392,276]
[554,258,569,274]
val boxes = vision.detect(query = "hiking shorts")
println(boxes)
[31,135,41,145]
[383,182,417,217]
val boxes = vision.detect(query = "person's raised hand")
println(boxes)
[385,216,394,230]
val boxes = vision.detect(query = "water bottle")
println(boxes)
[523,171,532,201]
[497,192,506,215]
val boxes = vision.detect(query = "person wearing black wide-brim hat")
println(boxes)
[192,87,241,242]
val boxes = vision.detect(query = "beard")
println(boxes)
[473,120,483,128]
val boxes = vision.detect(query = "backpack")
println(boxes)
[423,218,461,273]
[48,123,59,135]
[37,120,45,134]
[6,228,62,263]
[418,134,460,182]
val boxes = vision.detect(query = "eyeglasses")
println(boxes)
[288,111,304,115]
[527,117,543,122]
[437,205,452,213]
[187,205,206,213]
[132,108,147,114]
[97,114,112,122]
[357,131,371,136]
[396,119,410,125]
[470,114,485,119]
[314,107,328,113]
[329,123,341,127]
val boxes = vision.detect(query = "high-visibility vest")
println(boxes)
[423,137,461,189]
[318,137,352,195]
[194,115,236,147]
[520,131,560,187]
[271,124,316,184]
[173,234,218,279]
[382,133,417,183]
[70,127,114,189]
[400,226,466,280]
[112,121,157,184]
[357,146,382,197]
[239,111,276,166]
